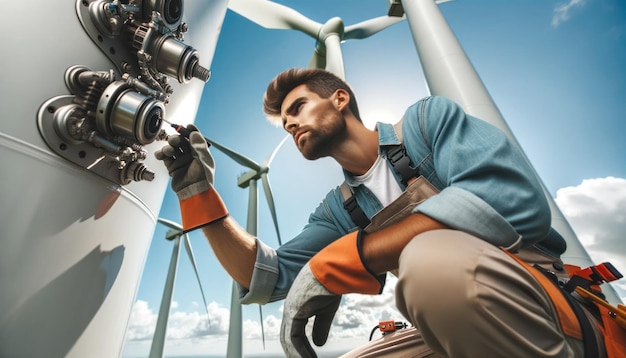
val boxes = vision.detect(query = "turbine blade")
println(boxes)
[344,15,405,40]
[157,217,183,231]
[261,173,282,246]
[183,234,212,329]
[323,35,345,80]
[263,134,290,167]
[204,136,261,171]
[228,0,320,38]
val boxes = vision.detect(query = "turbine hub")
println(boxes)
[319,17,345,41]
[315,17,345,56]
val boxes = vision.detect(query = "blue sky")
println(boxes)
[123,0,626,356]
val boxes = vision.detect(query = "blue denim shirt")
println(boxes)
[240,96,551,304]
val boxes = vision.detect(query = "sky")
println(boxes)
[122,0,626,356]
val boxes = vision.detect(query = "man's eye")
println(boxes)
[294,101,304,114]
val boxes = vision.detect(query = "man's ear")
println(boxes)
[334,89,350,112]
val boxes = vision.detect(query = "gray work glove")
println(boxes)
[280,263,342,358]
[154,124,214,200]
[155,124,228,232]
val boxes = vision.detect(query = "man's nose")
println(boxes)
[284,117,299,134]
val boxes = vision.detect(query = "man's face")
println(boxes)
[280,84,346,160]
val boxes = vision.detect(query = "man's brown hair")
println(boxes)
[263,68,361,125]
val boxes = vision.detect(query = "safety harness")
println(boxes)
[564,263,626,357]
[340,119,626,357]
[503,252,625,357]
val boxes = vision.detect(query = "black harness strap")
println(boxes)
[340,139,419,229]
[340,182,371,229]
[533,264,600,358]
[385,144,415,187]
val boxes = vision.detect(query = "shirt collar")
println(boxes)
[342,121,402,185]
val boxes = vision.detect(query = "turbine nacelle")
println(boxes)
[237,166,270,188]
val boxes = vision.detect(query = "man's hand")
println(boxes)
[154,124,228,232]
[155,124,214,199]
[280,263,341,358]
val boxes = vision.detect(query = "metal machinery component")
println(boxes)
[37,0,210,185]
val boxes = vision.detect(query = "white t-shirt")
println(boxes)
[353,154,403,207]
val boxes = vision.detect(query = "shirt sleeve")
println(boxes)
[239,187,352,304]
[404,96,551,248]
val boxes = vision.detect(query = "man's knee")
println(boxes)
[398,229,486,287]
[396,230,487,319]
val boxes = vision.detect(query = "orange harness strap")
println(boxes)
[576,287,626,358]
[504,250,626,358]
[503,250,583,340]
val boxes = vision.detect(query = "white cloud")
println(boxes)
[552,0,587,27]
[329,275,406,343]
[125,300,232,342]
[125,300,158,341]
[555,176,626,302]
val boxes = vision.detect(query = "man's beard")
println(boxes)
[299,113,347,160]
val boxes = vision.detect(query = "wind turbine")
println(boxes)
[149,218,212,358]
[204,134,289,357]
[227,0,408,79]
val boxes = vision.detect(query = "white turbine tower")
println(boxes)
[204,134,289,357]
[148,218,212,358]
[228,0,408,79]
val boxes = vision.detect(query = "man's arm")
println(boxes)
[201,217,257,289]
[363,212,447,275]
[155,125,258,290]
[403,96,551,246]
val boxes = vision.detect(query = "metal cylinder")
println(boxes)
[96,81,165,144]
[143,0,184,29]
[153,35,199,83]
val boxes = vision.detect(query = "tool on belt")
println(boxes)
[504,251,625,357]
[565,262,625,357]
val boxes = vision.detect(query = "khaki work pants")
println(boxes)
[343,230,605,357]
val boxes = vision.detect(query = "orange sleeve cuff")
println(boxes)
[309,231,384,295]
[179,186,229,232]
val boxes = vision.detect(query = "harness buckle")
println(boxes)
[385,145,416,186]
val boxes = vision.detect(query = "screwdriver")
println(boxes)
[162,119,192,138]
[162,119,211,147]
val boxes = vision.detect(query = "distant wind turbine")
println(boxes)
[149,218,212,358]
[228,0,407,79]
[204,134,289,357]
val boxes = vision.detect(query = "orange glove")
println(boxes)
[309,230,385,295]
